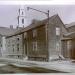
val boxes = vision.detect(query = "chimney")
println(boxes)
[16,25,19,29]
[32,19,40,24]
[10,25,13,29]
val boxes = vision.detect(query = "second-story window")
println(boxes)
[17,44,19,52]
[24,32,27,39]
[33,29,37,38]
[56,27,60,36]
[17,38,19,43]
[17,38,19,41]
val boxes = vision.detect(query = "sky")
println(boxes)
[0,5,75,28]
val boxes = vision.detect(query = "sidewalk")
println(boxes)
[0,57,75,73]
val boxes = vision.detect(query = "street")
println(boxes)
[0,64,66,73]
[0,58,74,73]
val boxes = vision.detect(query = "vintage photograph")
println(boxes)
[0,5,75,73]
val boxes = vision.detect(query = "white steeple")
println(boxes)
[18,6,26,27]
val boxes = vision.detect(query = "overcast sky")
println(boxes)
[0,5,75,28]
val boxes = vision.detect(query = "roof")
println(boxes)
[64,31,75,38]
[66,22,75,32]
[17,14,59,32]
[6,14,62,38]
[0,27,18,36]
[61,37,72,40]
[66,22,75,28]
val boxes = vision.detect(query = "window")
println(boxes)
[56,27,60,36]
[56,42,60,51]
[18,56,19,58]
[32,41,37,51]
[17,44,19,52]
[33,29,37,38]
[12,45,14,52]
[17,38,19,41]
[67,40,71,50]
[0,41,2,47]
[22,11,23,15]
[24,32,27,39]
[22,19,24,24]
[1,44,2,47]
[67,40,72,57]
[13,48,14,52]
[8,40,10,47]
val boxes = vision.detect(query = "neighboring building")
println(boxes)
[0,26,18,57]
[66,22,75,32]
[5,7,26,59]
[0,35,2,57]
[61,22,75,60]
[6,33,24,59]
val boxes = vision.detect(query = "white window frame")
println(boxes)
[56,27,60,36]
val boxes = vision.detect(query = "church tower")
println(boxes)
[18,6,26,27]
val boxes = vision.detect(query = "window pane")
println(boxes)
[33,29,37,37]
[17,44,19,51]
[56,27,60,36]
[22,12,23,15]
[22,19,24,24]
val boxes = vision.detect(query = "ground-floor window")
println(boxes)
[32,41,37,51]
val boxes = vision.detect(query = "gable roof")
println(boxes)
[6,14,65,38]
[66,22,75,28]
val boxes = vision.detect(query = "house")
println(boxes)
[5,13,75,61]
[10,14,67,61]
[22,14,67,61]
[7,14,74,61]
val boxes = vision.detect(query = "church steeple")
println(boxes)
[17,6,25,27]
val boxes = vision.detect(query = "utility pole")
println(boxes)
[27,7,50,61]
